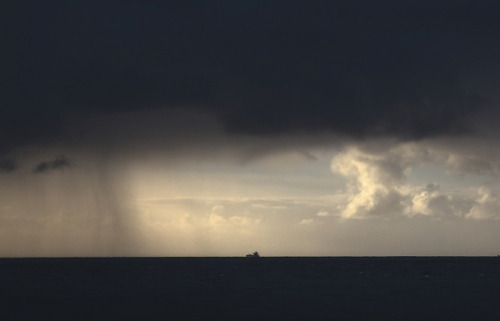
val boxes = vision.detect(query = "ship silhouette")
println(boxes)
[246,251,260,258]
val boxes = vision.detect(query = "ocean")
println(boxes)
[1,257,498,320]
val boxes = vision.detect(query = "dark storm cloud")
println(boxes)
[33,155,71,173]
[2,0,500,154]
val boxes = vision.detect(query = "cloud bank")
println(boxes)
[2,1,500,256]
[2,1,500,159]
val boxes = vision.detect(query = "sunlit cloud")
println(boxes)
[466,186,500,220]
[331,142,500,221]
[316,210,330,217]
[299,218,314,225]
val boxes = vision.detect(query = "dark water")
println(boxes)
[1,257,499,320]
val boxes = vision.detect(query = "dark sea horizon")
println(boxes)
[1,256,498,320]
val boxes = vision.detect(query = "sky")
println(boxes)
[1,0,500,256]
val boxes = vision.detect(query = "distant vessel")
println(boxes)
[246,251,260,258]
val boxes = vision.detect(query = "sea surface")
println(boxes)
[1,257,498,320]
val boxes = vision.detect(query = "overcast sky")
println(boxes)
[1,1,500,256]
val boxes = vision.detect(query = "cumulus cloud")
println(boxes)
[466,186,500,220]
[331,142,500,220]
[405,184,474,218]
[331,145,415,218]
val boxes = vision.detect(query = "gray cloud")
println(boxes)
[0,159,16,173]
[33,155,71,173]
